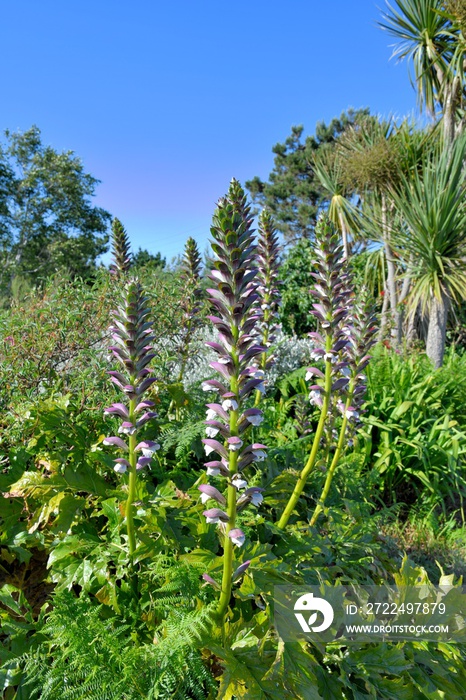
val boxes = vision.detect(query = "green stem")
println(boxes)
[177,312,193,385]
[310,387,354,526]
[167,301,195,419]
[216,455,238,623]
[216,336,240,627]
[277,340,333,530]
[126,397,137,559]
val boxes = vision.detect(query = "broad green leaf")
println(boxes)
[315,665,344,700]
[347,644,411,675]
[63,463,108,496]
[264,640,322,700]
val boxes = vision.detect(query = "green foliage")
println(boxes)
[0,172,465,699]
[0,126,110,296]
[0,270,115,413]
[246,109,369,242]
[278,238,317,336]
[21,590,216,700]
[379,0,459,115]
[360,346,466,515]
[132,247,166,270]
[388,134,466,365]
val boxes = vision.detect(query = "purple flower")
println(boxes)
[104,403,129,419]
[203,439,228,459]
[118,421,137,435]
[205,460,229,477]
[202,573,221,589]
[136,457,152,470]
[203,508,229,523]
[227,436,243,452]
[135,440,160,457]
[198,484,227,505]
[228,528,245,547]
[114,458,130,474]
[103,436,129,451]
[237,487,265,510]
[231,474,248,490]
[242,408,263,426]
[232,560,251,582]
[222,396,239,411]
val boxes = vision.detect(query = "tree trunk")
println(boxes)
[377,285,390,342]
[396,257,413,345]
[406,302,418,345]
[338,211,350,259]
[442,75,461,146]
[426,292,450,369]
[381,194,400,344]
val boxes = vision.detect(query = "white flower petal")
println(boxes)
[246,414,263,426]
[222,399,238,411]
[250,492,263,506]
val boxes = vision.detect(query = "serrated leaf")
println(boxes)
[264,640,322,700]
[63,463,108,496]
[346,644,410,675]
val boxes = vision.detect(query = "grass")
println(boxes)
[377,507,466,582]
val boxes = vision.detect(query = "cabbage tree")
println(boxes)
[389,135,466,366]
[312,149,360,258]
[380,0,465,144]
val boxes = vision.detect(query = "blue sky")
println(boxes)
[1,1,420,264]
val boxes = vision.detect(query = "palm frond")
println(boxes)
[379,0,455,113]
[389,134,466,312]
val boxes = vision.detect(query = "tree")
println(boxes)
[380,0,465,144]
[132,247,166,270]
[311,148,360,258]
[0,126,111,293]
[378,1,466,364]
[389,134,466,367]
[278,238,317,336]
[245,109,368,243]
[335,115,407,342]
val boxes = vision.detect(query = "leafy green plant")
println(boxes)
[278,216,373,529]
[21,589,216,700]
[360,346,466,515]
[200,180,267,628]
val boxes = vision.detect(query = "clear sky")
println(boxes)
[1,1,420,264]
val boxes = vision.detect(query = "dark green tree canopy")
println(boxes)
[0,126,111,293]
[132,247,166,270]
[246,109,369,243]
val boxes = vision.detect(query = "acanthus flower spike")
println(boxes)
[202,179,267,626]
[310,288,378,526]
[277,215,354,530]
[103,220,160,559]
[168,238,203,415]
[110,218,132,277]
[253,209,281,405]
